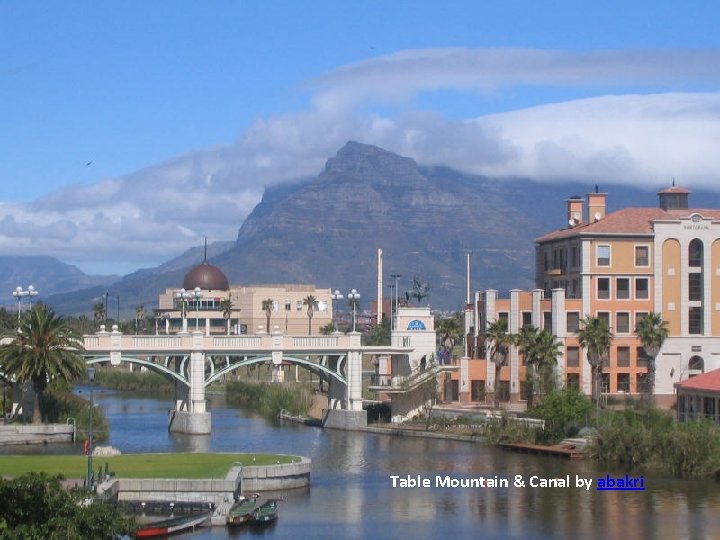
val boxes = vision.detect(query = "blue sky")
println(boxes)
[1,1,720,274]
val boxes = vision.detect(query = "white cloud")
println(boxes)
[2,47,720,274]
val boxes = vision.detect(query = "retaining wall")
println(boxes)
[0,423,74,446]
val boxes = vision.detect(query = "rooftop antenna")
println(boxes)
[672,177,676,187]
[595,184,599,193]
[204,237,208,262]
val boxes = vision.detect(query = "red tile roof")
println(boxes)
[675,369,720,393]
[535,207,720,243]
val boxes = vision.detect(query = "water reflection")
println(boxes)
[2,389,720,539]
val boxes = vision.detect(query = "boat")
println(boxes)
[227,493,261,526]
[135,509,213,538]
[250,499,279,525]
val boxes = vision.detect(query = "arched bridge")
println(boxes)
[82,328,413,434]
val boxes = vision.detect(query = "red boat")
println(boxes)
[135,509,212,538]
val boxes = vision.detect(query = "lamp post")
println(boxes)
[175,288,190,332]
[331,290,343,329]
[116,295,120,324]
[191,286,203,331]
[348,289,360,333]
[12,285,38,330]
[86,366,96,491]
[386,284,395,330]
[391,273,401,325]
[104,292,109,326]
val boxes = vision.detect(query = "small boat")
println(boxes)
[135,509,213,538]
[227,493,261,526]
[250,499,279,525]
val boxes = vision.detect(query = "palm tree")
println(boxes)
[92,301,106,327]
[517,326,562,408]
[486,318,516,409]
[577,315,613,407]
[303,295,317,335]
[220,295,233,335]
[261,299,274,333]
[635,312,669,404]
[437,314,462,357]
[135,304,145,334]
[0,304,86,424]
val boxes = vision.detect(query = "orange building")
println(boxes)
[459,185,720,407]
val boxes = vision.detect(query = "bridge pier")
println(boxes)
[322,334,366,429]
[169,335,211,435]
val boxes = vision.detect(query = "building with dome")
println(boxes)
[154,254,333,335]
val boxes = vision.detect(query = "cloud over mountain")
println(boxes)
[1,47,719,274]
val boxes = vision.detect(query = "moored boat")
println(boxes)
[250,499,279,525]
[227,493,261,526]
[135,509,213,538]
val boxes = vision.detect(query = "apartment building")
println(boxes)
[460,185,720,407]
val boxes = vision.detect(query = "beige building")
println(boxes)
[154,258,333,335]
[461,185,720,407]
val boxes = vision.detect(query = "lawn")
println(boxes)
[0,452,299,479]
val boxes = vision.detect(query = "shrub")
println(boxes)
[484,415,538,445]
[226,380,313,417]
[530,387,592,444]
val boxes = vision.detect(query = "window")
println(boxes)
[598,277,610,300]
[471,380,485,401]
[689,239,703,267]
[285,300,291,311]
[597,312,610,328]
[566,346,580,367]
[689,272,703,301]
[616,312,630,333]
[617,346,630,367]
[636,373,648,394]
[616,278,630,300]
[571,246,579,268]
[543,250,549,271]
[635,278,649,300]
[566,312,580,333]
[636,347,649,368]
[498,312,509,323]
[522,312,532,329]
[689,307,703,334]
[635,312,648,331]
[296,300,303,311]
[688,355,704,372]
[566,373,580,389]
[542,311,552,331]
[617,373,630,393]
[597,245,611,266]
[635,245,649,267]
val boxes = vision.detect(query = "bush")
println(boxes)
[587,408,720,478]
[95,370,173,393]
[484,415,539,445]
[226,381,314,418]
[530,387,592,444]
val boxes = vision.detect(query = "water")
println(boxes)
[7,387,720,539]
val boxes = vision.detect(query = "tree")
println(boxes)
[261,299,274,333]
[92,301,105,327]
[303,295,317,335]
[486,318,516,409]
[517,326,562,408]
[0,303,86,424]
[635,312,669,404]
[436,313,463,357]
[577,315,614,408]
[0,473,135,538]
[135,304,146,334]
[320,322,336,335]
[220,294,234,335]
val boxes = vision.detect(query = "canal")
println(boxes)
[7,387,720,539]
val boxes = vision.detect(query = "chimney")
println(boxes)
[566,196,584,227]
[587,187,607,222]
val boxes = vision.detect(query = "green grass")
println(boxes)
[0,452,299,479]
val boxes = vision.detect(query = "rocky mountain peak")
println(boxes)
[321,141,420,184]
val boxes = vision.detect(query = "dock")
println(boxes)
[500,442,584,459]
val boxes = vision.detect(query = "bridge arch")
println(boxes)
[82,355,190,387]
[205,354,347,387]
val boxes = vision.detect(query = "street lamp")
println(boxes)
[175,288,190,332]
[386,284,395,330]
[12,285,38,330]
[331,290,343,329]
[191,286,203,331]
[347,289,360,333]
[86,366,96,491]
[391,273,401,327]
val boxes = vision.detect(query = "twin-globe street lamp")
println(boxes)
[12,285,38,330]
[86,366,96,491]
[175,287,203,332]
[347,289,360,333]
[330,290,344,331]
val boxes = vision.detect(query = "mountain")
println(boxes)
[0,256,118,307]
[42,141,720,315]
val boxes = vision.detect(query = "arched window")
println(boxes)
[688,355,704,372]
[689,239,703,267]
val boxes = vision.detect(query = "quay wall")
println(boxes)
[0,424,74,446]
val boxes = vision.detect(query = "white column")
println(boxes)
[347,333,363,411]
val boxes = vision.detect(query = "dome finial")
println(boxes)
[204,236,208,262]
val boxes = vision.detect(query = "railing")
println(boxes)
[212,336,263,348]
[291,336,341,348]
